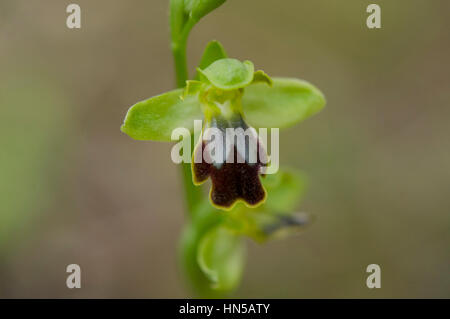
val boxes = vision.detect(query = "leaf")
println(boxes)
[197,226,245,292]
[121,88,202,141]
[242,77,326,129]
[184,0,227,23]
[195,40,228,79]
[197,58,254,90]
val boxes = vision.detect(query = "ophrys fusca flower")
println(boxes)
[121,46,325,211]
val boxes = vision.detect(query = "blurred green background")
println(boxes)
[0,0,449,298]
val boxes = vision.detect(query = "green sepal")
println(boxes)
[195,40,228,80]
[121,88,202,141]
[242,77,326,129]
[197,226,245,292]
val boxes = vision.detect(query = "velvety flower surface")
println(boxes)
[192,114,267,209]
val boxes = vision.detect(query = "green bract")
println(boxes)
[197,226,245,292]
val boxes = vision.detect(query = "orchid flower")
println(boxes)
[121,52,324,210]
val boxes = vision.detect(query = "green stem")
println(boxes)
[170,4,201,215]
[170,0,219,298]
[172,42,189,88]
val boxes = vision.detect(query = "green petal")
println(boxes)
[242,77,326,129]
[121,88,202,141]
[197,226,245,292]
[252,70,273,86]
[197,58,254,90]
[195,40,228,79]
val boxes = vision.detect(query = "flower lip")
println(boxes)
[192,113,268,210]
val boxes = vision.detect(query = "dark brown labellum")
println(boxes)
[192,115,267,209]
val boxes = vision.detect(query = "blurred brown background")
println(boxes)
[0,0,449,298]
